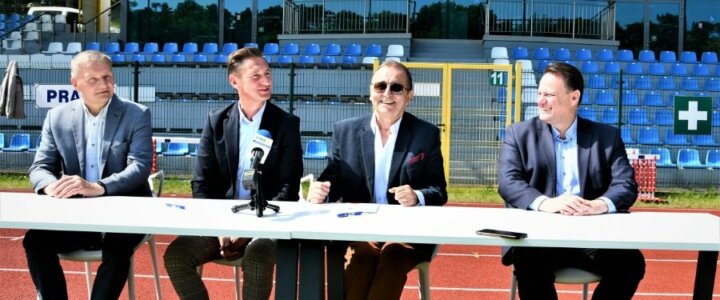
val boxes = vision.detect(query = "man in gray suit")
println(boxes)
[307,61,447,300]
[23,50,153,299]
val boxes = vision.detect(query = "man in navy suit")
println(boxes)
[497,62,645,299]
[24,50,153,299]
[307,61,447,300]
[163,47,302,299]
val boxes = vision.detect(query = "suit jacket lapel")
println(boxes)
[538,121,557,196]
[100,96,123,175]
[71,100,86,177]
[576,118,592,196]
[360,116,375,201]
[388,115,411,187]
[259,102,279,140]
[224,103,240,188]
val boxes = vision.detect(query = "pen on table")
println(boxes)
[165,203,186,210]
[337,211,363,218]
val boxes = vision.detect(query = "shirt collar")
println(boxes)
[239,101,267,126]
[82,96,112,120]
[551,116,578,143]
[370,113,402,136]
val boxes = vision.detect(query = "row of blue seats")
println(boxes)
[584,75,720,92]
[507,47,719,64]
[576,61,720,77]
[110,53,378,66]
[499,88,720,108]
[619,127,718,146]
[0,133,33,152]
[579,107,720,129]
[155,140,330,159]
[649,148,720,168]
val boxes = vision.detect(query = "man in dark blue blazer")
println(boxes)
[497,62,645,299]
[164,47,302,299]
[307,61,447,300]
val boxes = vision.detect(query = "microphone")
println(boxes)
[250,129,273,164]
[249,148,264,169]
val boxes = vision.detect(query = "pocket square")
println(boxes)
[407,152,425,165]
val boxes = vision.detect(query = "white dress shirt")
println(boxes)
[82,97,111,183]
[235,102,266,200]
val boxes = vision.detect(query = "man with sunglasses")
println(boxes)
[307,60,447,300]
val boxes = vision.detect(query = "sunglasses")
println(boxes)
[371,81,406,95]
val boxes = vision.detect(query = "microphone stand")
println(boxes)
[231,162,280,217]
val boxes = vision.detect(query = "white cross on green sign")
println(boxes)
[673,96,712,135]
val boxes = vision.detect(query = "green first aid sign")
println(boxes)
[673,96,712,135]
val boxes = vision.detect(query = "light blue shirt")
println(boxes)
[235,102,266,200]
[82,97,111,183]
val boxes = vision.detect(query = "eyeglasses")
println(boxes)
[371,81,406,95]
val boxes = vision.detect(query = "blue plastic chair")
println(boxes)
[575,48,592,61]
[692,135,717,146]
[221,43,239,55]
[654,110,673,126]
[625,62,643,75]
[86,42,101,51]
[620,127,635,144]
[164,142,190,156]
[9,13,20,22]
[3,133,30,151]
[648,63,666,76]
[243,42,258,49]
[341,56,358,65]
[262,43,279,55]
[298,55,315,67]
[201,43,218,55]
[617,49,634,62]
[714,111,720,127]
[659,50,677,63]
[649,148,675,167]
[303,43,321,56]
[320,56,336,68]
[512,47,529,59]
[170,54,186,63]
[706,150,720,169]
[586,74,606,89]
[365,44,382,57]
[160,42,178,54]
[553,48,571,60]
[610,75,629,89]
[633,76,652,90]
[644,91,665,106]
[277,55,293,66]
[700,51,718,64]
[111,54,126,62]
[180,42,198,55]
[213,54,228,64]
[680,51,697,63]
[671,63,688,76]
[303,140,328,159]
[627,108,650,125]
[666,92,684,106]
[577,107,597,122]
[580,61,598,74]
[323,43,342,56]
[677,148,703,168]
[601,107,619,124]
[706,78,720,92]
[192,54,208,63]
[30,135,42,152]
[343,43,362,56]
[533,47,550,60]
[657,76,676,90]
[603,62,620,74]
[665,131,689,145]
[281,43,299,55]
[638,50,656,63]
[693,64,710,77]
[622,91,641,106]
[142,42,159,54]
[130,54,145,62]
[638,127,662,145]
[681,77,700,91]
[150,54,166,63]
[596,49,613,62]
[123,42,139,54]
[537,60,551,72]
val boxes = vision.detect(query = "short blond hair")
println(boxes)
[70,50,112,79]
[226,47,265,76]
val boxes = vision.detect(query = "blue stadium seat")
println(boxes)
[638,127,662,145]
[575,48,592,61]
[680,77,700,91]
[341,55,358,65]
[666,91,684,106]
[9,13,20,22]
[692,135,717,146]
[180,42,198,55]
[160,42,178,54]
[700,51,718,64]
[621,127,634,144]
[320,55,336,68]
[638,50,655,63]
[706,150,720,169]
[170,54,186,63]
[533,47,550,60]
[670,63,688,76]
[706,78,720,92]
[343,43,362,56]
[677,148,704,168]
[86,42,101,51]
[586,74,606,89]
[264,55,272,63]
[649,148,675,167]
[657,76,676,90]
[111,54,126,62]
[601,107,619,124]
[626,62,643,75]
[323,43,342,56]
[281,43,299,55]
[665,131,689,145]
[581,92,592,105]
[617,49,634,62]
[0,13,5,22]
[303,43,321,56]
[610,75,629,89]
[3,133,30,151]
[262,43,279,55]
[536,60,551,72]
[654,110,673,126]
[298,55,314,67]
[221,43,238,55]
[680,51,697,63]
[512,46,529,59]
[648,62,666,76]
[595,90,615,106]
[365,44,382,57]
[693,64,710,77]
[633,76,653,90]
[164,142,189,156]
[123,42,139,54]
[213,54,227,63]
[150,54,166,63]
[577,107,596,121]
[596,49,613,62]
[553,48,571,60]
[192,54,208,62]
[603,61,620,74]
[622,90,640,106]
[104,42,121,54]
[142,42,159,54]
[277,55,293,66]
[627,108,650,125]
[303,140,328,159]
[201,43,218,55]
[30,135,41,152]
[243,42,258,49]
[644,91,665,107]
[659,50,677,63]
[130,54,145,62]
[714,111,720,127]
[580,61,598,74]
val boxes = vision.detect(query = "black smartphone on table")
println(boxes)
[476,228,528,239]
